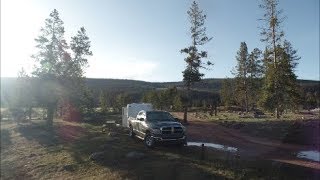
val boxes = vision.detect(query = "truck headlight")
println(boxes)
[152,129,161,134]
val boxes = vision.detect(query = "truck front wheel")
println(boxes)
[129,125,135,138]
[144,133,155,148]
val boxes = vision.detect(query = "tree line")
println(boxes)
[3,1,319,127]
[179,0,318,121]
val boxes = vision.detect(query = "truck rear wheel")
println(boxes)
[144,133,155,148]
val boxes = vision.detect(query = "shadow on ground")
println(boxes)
[1,129,12,146]
[4,118,320,180]
[15,122,59,146]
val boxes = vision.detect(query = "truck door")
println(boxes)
[135,111,144,136]
[137,112,147,137]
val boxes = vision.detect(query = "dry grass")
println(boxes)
[1,115,319,180]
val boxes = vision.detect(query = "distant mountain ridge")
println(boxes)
[84,78,225,92]
[1,77,319,107]
[1,77,319,93]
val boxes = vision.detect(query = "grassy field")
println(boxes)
[186,110,320,145]
[1,113,319,179]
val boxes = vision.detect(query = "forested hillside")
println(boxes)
[1,77,319,109]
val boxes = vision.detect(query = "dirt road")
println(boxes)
[172,112,320,170]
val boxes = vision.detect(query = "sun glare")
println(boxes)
[1,0,44,77]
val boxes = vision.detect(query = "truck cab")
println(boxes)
[128,110,186,148]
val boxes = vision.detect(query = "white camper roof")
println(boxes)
[126,103,153,118]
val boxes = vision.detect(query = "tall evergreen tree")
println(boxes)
[115,93,132,112]
[233,43,263,111]
[259,0,286,118]
[70,27,93,77]
[32,9,68,127]
[247,48,263,109]
[277,41,301,111]
[31,9,92,127]
[180,1,213,123]
[63,27,93,120]
[234,42,249,112]
[259,41,300,113]
[79,87,95,115]
[220,78,236,107]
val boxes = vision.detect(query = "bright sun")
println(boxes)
[1,0,45,77]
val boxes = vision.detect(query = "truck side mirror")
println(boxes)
[174,117,179,121]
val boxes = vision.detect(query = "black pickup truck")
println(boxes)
[128,110,187,148]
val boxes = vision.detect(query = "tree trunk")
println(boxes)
[214,104,217,116]
[46,105,54,128]
[183,106,188,124]
[271,5,279,119]
[275,108,280,119]
[245,84,248,113]
[183,86,190,124]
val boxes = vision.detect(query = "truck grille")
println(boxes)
[161,126,183,134]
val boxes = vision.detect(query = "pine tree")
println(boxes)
[247,48,263,109]
[11,68,35,121]
[173,94,183,111]
[31,9,92,127]
[234,42,249,112]
[70,27,93,77]
[180,1,213,123]
[259,41,300,113]
[99,91,108,114]
[115,93,132,112]
[259,0,288,118]
[79,87,94,115]
[277,41,301,111]
[142,91,160,109]
[220,78,236,108]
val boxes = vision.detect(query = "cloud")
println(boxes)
[85,56,158,81]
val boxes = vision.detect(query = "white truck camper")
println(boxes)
[122,103,153,127]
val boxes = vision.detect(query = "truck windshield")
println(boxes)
[147,112,175,122]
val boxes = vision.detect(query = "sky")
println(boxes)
[1,0,319,82]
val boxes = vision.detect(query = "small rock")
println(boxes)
[62,164,75,172]
[106,120,116,124]
[126,151,145,159]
